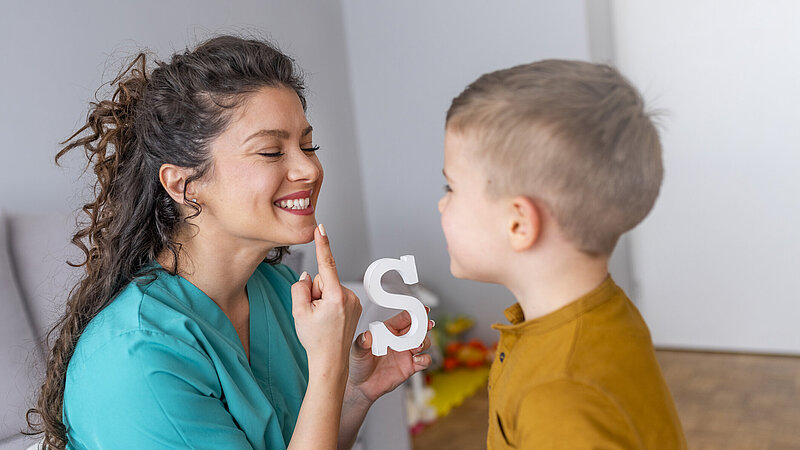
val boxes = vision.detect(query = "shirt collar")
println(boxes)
[492,276,619,335]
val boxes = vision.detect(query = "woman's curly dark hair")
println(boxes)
[25,35,306,449]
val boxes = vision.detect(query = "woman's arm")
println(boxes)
[289,357,349,450]
[289,226,362,450]
[336,318,434,449]
[337,383,373,449]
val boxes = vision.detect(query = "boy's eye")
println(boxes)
[443,184,452,193]
[302,145,320,153]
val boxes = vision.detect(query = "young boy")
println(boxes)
[438,60,686,449]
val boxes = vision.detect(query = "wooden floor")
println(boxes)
[412,350,800,449]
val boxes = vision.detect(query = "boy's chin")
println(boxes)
[450,260,499,284]
[449,261,475,280]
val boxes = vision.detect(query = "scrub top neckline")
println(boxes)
[149,261,259,370]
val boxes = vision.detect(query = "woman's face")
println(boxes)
[194,86,323,249]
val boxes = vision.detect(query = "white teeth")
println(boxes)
[275,197,311,210]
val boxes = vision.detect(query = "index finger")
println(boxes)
[314,224,341,290]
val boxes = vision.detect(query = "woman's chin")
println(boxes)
[280,224,317,246]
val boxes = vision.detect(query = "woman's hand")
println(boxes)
[291,225,362,376]
[346,310,434,406]
[336,310,434,450]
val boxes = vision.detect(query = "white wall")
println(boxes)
[341,1,597,343]
[612,1,800,354]
[0,0,370,281]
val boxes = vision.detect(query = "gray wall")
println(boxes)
[341,0,597,343]
[0,1,639,346]
[0,0,370,281]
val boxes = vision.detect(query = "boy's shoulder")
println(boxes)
[489,279,686,449]
[500,278,661,397]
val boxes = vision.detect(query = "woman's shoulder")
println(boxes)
[69,270,210,372]
[62,296,223,447]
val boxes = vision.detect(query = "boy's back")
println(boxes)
[489,277,685,448]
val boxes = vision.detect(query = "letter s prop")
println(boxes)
[363,255,428,356]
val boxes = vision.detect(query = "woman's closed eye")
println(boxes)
[258,145,320,158]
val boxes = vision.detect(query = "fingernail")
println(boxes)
[413,354,424,364]
[425,306,430,313]
[429,319,435,328]
[319,223,327,236]
[299,271,310,281]
[360,333,367,344]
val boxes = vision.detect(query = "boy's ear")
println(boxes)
[159,163,199,205]
[507,196,541,252]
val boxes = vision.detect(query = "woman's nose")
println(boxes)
[287,149,320,182]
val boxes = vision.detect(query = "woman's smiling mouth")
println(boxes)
[274,190,314,215]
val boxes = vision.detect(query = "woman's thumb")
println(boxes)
[291,271,313,316]
[352,330,373,357]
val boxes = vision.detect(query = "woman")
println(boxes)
[26,35,432,449]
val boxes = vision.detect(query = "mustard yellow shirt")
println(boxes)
[487,277,686,449]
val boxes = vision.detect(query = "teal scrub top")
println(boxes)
[63,263,309,449]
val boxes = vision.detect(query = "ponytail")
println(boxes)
[25,53,169,450]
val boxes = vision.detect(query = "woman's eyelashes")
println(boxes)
[258,145,320,158]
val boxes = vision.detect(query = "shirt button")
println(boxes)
[499,352,505,362]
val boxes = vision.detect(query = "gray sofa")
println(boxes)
[0,211,409,450]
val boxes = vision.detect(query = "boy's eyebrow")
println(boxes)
[241,125,313,144]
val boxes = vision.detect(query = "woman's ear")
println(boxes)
[508,196,541,252]
[159,163,197,204]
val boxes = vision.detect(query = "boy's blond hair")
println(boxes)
[446,59,663,256]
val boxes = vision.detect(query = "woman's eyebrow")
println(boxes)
[242,125,314,144]
[242,129,290,144]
